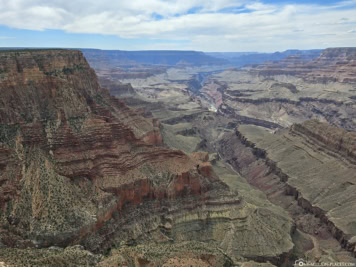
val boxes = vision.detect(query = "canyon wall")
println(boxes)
[218,121,356,259]
[0,49,294,266]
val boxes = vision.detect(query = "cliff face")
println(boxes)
[0,49,214,247]
[0,50,294,265]
[97,77,137,97]
[218,121,356,262]
[305,48,356,83]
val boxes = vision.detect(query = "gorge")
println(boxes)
[0,47,356,267]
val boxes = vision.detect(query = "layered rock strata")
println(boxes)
[0,49,294,265]
[252,48,356,84]
[218,120,356,259]
[202,48,356,131]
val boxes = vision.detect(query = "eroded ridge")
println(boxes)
[219,120,356,258]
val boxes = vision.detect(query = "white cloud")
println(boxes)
[0,0,356,51]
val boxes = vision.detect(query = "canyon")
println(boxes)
[0,49,294,266]
[90,47,356,266]
[0,47,356,267]
[204,48,356,131]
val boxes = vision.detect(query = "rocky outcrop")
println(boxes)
[0,49,295,265]
[98,77,136,97]
[218,104,283,129]
[95,66,167,87]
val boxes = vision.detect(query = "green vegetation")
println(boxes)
[20,109,34,123]
[62,67,73,75]
[44,70,61,76]
[93,93,104,105]
[68,116,86,133]
[72,64,86,72]
[0,124,19,144]
[44,64,86,77]
[39,104,55,121]
[0,246,102,266]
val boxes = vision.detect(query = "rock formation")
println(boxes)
[0,49,295,266]
[218,121,356,262]
[97,77,137,97]
[251,47,356,84]
[42,44,356,265]
[202,48,356,131]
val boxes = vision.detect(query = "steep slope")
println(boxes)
[0,49,294,266]
[218,121,356,263]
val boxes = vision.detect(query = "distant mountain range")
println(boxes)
[206,49,323,67]
[82,49,323,68]
[80,49,228,68]
[0,47,323,68]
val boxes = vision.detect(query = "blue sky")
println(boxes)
[1,0,356,52]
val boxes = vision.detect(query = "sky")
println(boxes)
[0,0,356,52]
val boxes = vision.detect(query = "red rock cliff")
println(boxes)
[0,49,240,253]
